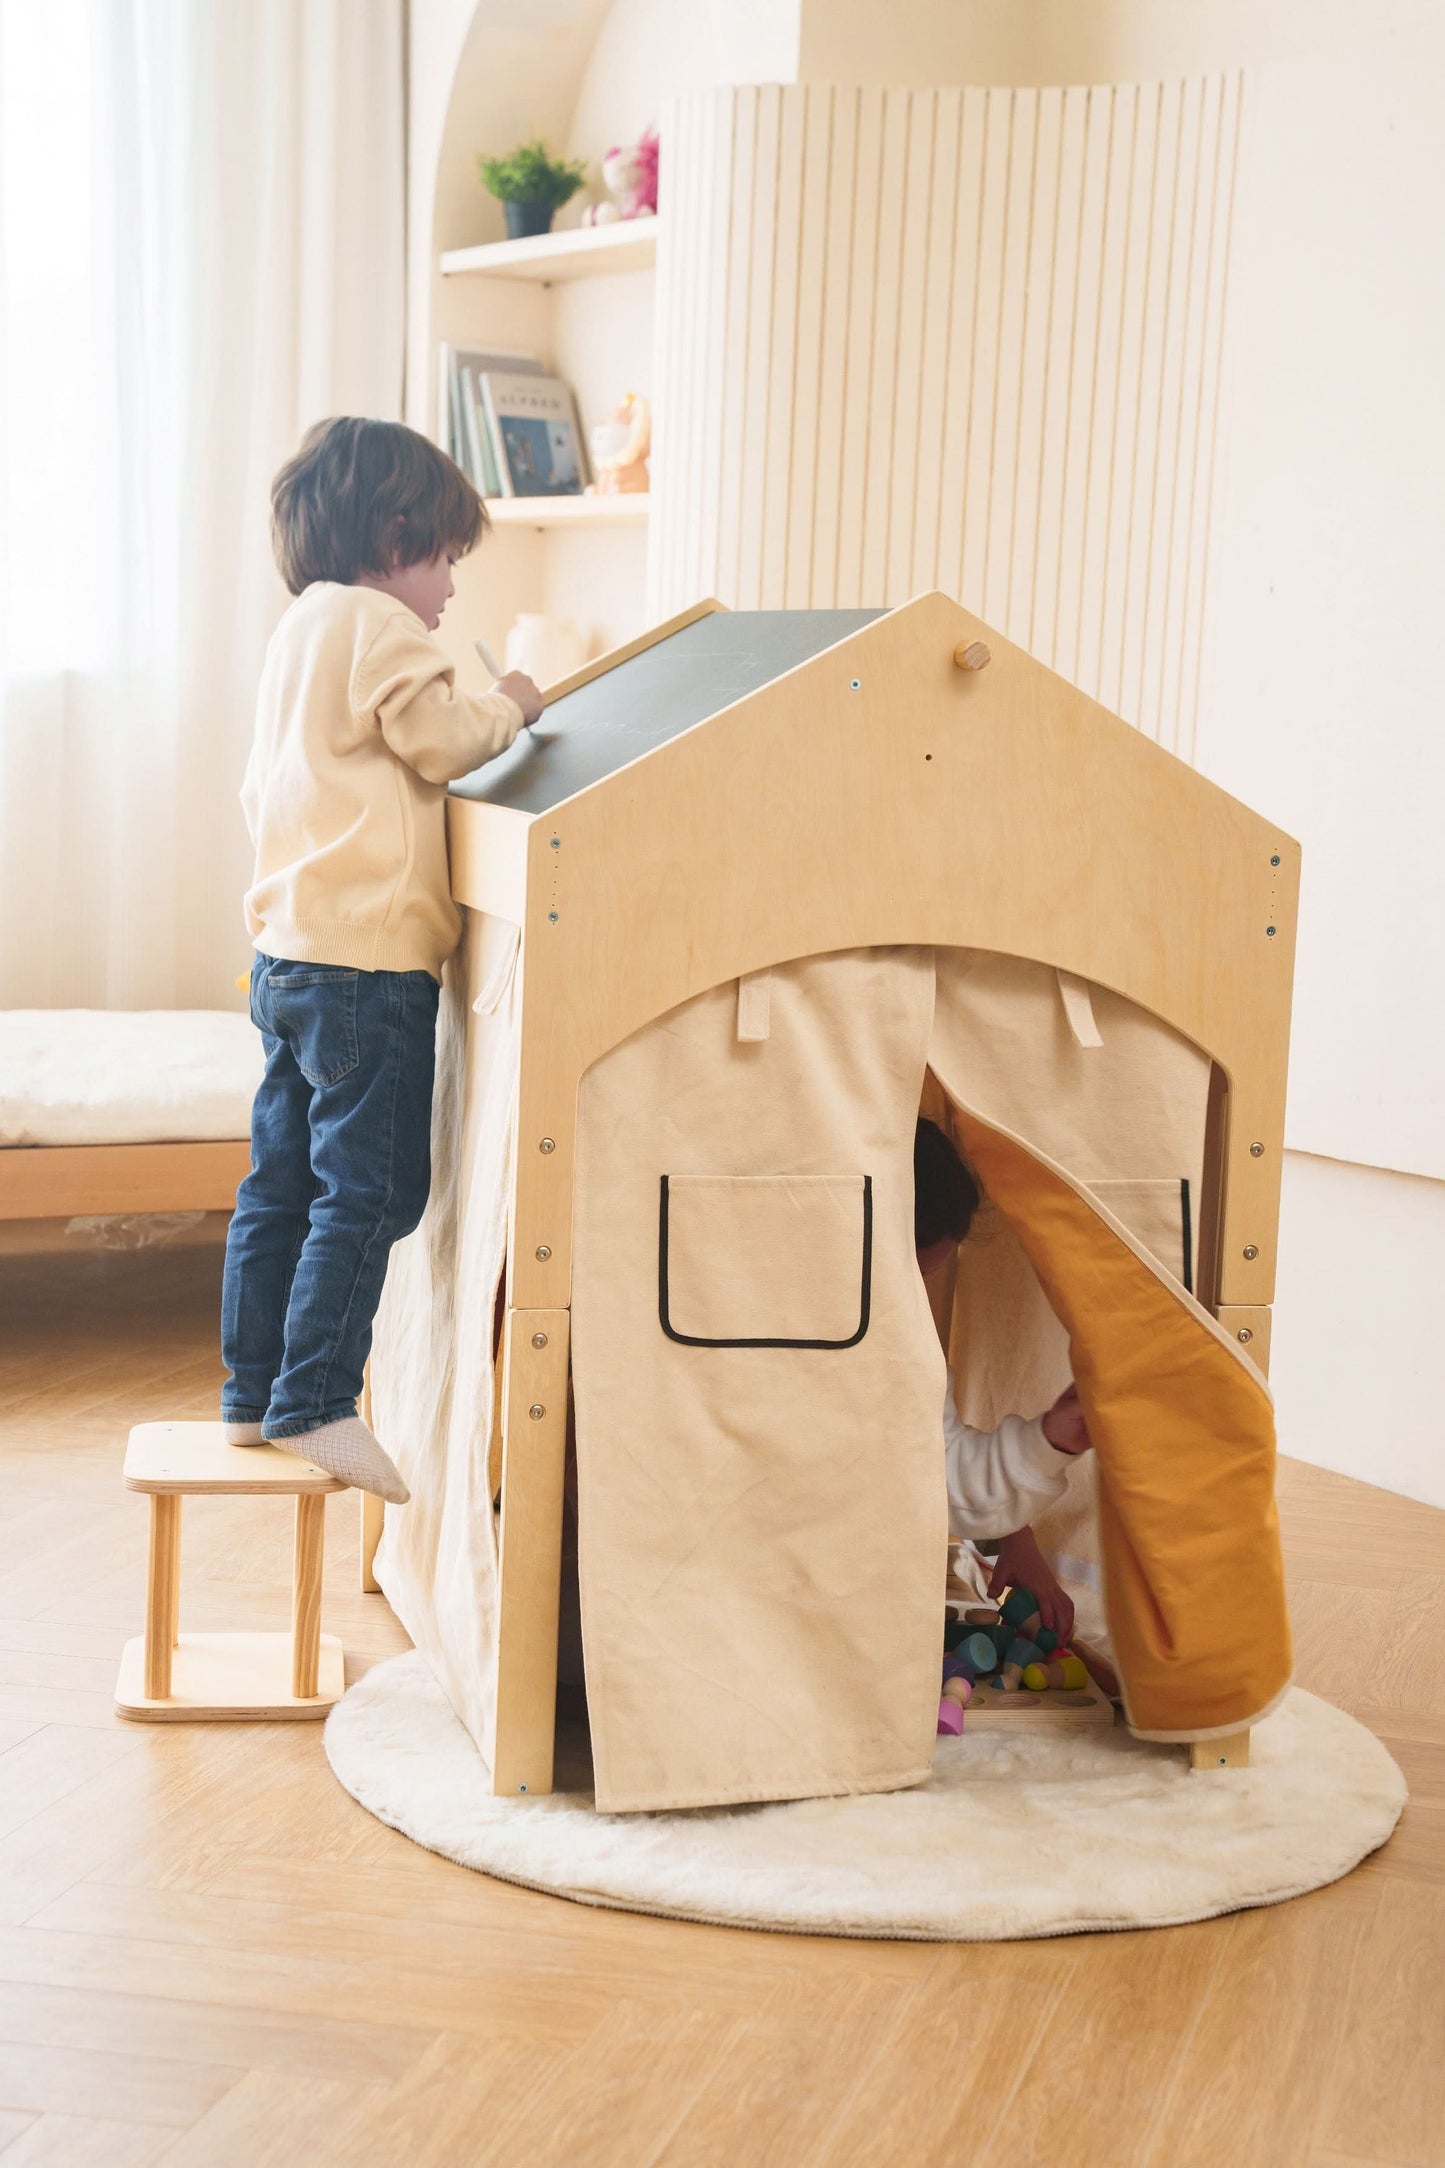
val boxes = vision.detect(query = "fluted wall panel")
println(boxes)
[651,78,1242,753]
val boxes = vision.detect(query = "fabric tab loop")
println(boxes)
[736,967,773,1042]
[1056,969,1104,1049]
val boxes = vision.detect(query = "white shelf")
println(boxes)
[440,220,659,285]
[485,494,650,530]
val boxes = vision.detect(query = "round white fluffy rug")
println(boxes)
[325,1653,1405,1940]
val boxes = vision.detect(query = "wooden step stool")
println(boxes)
[115,1421,346,1721]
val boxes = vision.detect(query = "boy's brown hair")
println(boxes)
[270,417,487,595]
[914,1117,981,1249]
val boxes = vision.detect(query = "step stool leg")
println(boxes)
[144,1494,182,1700]
[291,1493,326,1700]
[169,1506,182,1648]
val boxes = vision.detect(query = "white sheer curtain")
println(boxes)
[0,0,405,1008]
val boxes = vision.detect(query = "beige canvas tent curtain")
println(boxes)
[371,910,520,1770]
[372,939,1291,1814]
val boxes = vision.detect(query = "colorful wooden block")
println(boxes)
[1022,1655,1089,1692]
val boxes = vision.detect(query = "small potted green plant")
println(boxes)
[476,139,589,241]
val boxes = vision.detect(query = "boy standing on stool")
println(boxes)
[221,418,542,1501]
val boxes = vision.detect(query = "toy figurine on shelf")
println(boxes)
[586,393,651,496]
[581,126,659,225]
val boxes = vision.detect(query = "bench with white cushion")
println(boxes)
[0,1009,261,1218]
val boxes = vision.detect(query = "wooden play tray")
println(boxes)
[961,1683,1117,1732]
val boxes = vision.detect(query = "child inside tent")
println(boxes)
[913,1118,1092,1636]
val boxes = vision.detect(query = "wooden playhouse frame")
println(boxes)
[366,590,1298,1799]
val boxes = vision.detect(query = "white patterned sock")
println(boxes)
[268,1416,410,1503]
[222,1420,266,1445]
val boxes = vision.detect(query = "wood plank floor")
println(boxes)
[1,1231,1441,2167]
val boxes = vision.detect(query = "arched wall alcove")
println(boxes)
[405,2,616,679]
[407,6,1245,761]
[406,0,821,673]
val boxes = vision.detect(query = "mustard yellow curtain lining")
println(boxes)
[941,1098,1291,1738]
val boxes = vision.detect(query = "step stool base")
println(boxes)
[116,1631,344,1721]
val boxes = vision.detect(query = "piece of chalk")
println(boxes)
[937,1698,964,1736]
[942,1676,972,1708]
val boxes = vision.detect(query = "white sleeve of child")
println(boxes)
[942,1368,1071,1541]
[358,617,523,785]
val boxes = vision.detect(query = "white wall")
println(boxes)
[1062,4,1445,1504]
[567,0,800,152]
[796,0,1307,88]
[1273,1152,1442,1508]
[403,0,481,428]
[1197,25,1445,1186]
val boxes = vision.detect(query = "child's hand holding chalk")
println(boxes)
[476,638,544,728]
[496,670,544,727]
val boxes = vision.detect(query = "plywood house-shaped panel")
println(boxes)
[369,592,1298,1811]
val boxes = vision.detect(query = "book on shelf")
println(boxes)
[479,370,590,498]
[438,344,544,499]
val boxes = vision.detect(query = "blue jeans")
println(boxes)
[221,956,440,1438]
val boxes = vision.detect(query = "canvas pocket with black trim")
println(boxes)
[659,1173,873,1349]
[1088,1176,1194,1292]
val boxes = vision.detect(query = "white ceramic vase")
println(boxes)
[504,613,585,689]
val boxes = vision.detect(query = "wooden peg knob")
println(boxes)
[953,640,991,671]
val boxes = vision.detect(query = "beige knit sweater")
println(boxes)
[242,582,522,979]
